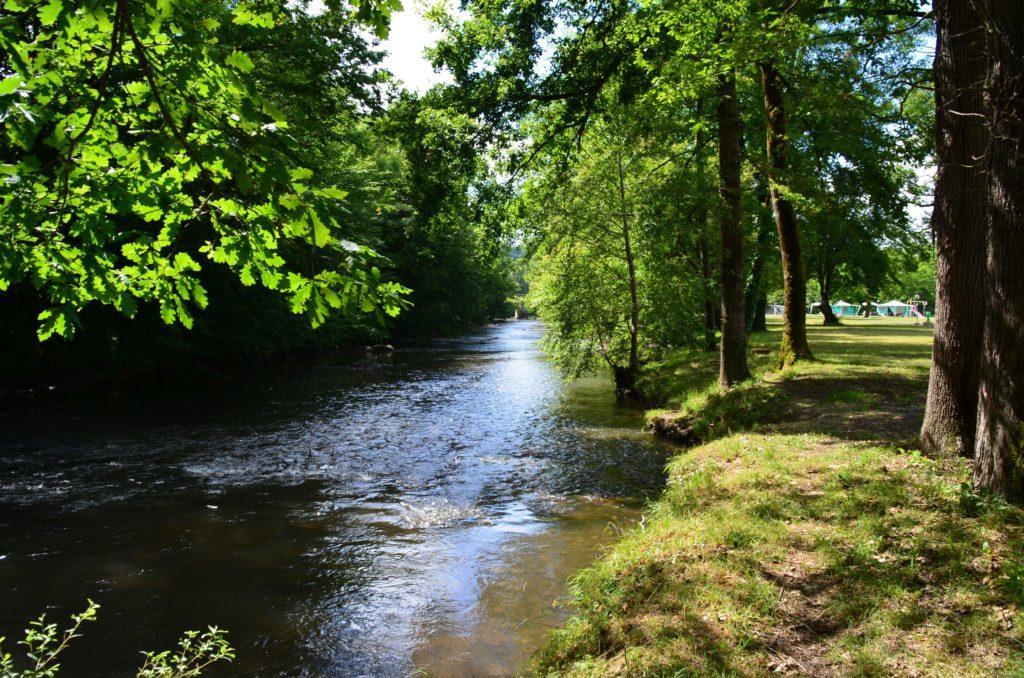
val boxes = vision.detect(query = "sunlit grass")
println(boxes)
[535,317,1024,676]
[643,317,934,443]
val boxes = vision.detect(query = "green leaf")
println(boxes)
[0,75,21,96]
[232,7,275,28]
[289,167,314,182]
[37,307,73,340]
[38,0,61,26]
[159,302,176,325]
[310,212,331,247]
[313,187,348,201]
[225,50,254,74]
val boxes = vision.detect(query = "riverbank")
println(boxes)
[535,318,1024,676]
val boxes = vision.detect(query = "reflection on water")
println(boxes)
[0,321,668,676]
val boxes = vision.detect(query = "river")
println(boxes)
[0,320,669,676]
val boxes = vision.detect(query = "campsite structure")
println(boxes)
[809,300,859,317]
[874,299,928,319]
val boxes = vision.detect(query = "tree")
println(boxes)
[971,0,1024,500]
[796,71,929,329]
[716,71,751,386]
[524,109,706,397]
[0,0,407,341]
[919,0,989,458]
[760,61,814,364]
[744,188,775,334]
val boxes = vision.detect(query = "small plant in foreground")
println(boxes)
[0,601,233,678]
[0,600,98,677]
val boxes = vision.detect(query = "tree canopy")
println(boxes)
[0,0,412,341]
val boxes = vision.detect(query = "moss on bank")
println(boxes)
[535,319,1024,676]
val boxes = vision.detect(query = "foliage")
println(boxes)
[429,0,932,392]
[0,600,232,677]
[0,1,521,385]
[384,95,518,333]
[136,628,234,678]
[0,600,98,677]
[0,0,409,341]
[793,45,932,308]
[522,103,707,389]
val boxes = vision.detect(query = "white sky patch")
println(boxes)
[303,0,452,93]
[909,162,935,230]
[382,3,454,93]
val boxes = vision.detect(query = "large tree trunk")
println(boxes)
[716,71,750,388]
[818,266,842,326]
[760,61,813,368]
[698,233,718,351]
[920,0,989,458]
[972,0,1024,500]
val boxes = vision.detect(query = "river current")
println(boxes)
[0,320,668,676]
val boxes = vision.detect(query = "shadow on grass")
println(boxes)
[645,319,932,449]
[536,436,1024,676]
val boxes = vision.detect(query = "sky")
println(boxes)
[380,3,454,92]
[306,0,451,93]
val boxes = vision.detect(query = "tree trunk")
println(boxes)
[752,295,767,333]
[818,266,841,326]
[745,202,773,333]
[819,290,841,327]
[698,234,717,351]
[616,152,642,400]
[613,365,639,400]
[972,0,1024,500]
[920,0,989,458]
[716,71,750,388]
[760,61,813,368]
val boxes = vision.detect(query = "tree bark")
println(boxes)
[972,0,1024,500]
[818,265,842,326]
[760,61,813,368]
[716,71,751,388]
[698,233,718,351]
[745,201,773,333]
[920,0,989,458]
[616,151,641,400]
[752,295,767,333]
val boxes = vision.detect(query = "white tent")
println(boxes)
[874,300,913,317]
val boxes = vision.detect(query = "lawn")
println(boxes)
[535,318,1024,676]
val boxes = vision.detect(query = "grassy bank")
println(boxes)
[536,318,1024,676]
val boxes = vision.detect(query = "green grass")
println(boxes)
[534,318,1024,676]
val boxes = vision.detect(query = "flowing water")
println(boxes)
[0,321,669,676]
